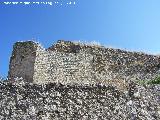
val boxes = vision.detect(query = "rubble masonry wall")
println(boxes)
[8,40,160,89]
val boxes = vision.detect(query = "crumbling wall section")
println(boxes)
[8,41,38,82]
[8,40,160,87]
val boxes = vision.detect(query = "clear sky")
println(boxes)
[1,0,160,77]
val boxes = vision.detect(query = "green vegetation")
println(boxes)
[137,80,148,85]
[137,76,160,85]
[147,76,160,84]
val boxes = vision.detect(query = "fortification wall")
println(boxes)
[8,41,38,82]
[8,40,160,88]
[47,51,94,84]
[33,45,50,84]
[6,40,160,120]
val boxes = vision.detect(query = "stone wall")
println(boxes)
[8,40,160,88]
[33,45,50,84]
[5,40,160,119]
[8,41,38,82]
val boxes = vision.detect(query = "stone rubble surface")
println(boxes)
[0,79,159,120]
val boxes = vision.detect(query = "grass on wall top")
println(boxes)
[137,76,160,85]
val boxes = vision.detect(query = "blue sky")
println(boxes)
[1,0,160,77]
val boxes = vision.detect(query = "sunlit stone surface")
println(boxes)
[1,40,160,119]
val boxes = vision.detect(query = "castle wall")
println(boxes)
[8,40,160,89]
[38,48,128,90]
[33,46,50,84]
[47,51,94,84]
[8,41,38,82]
